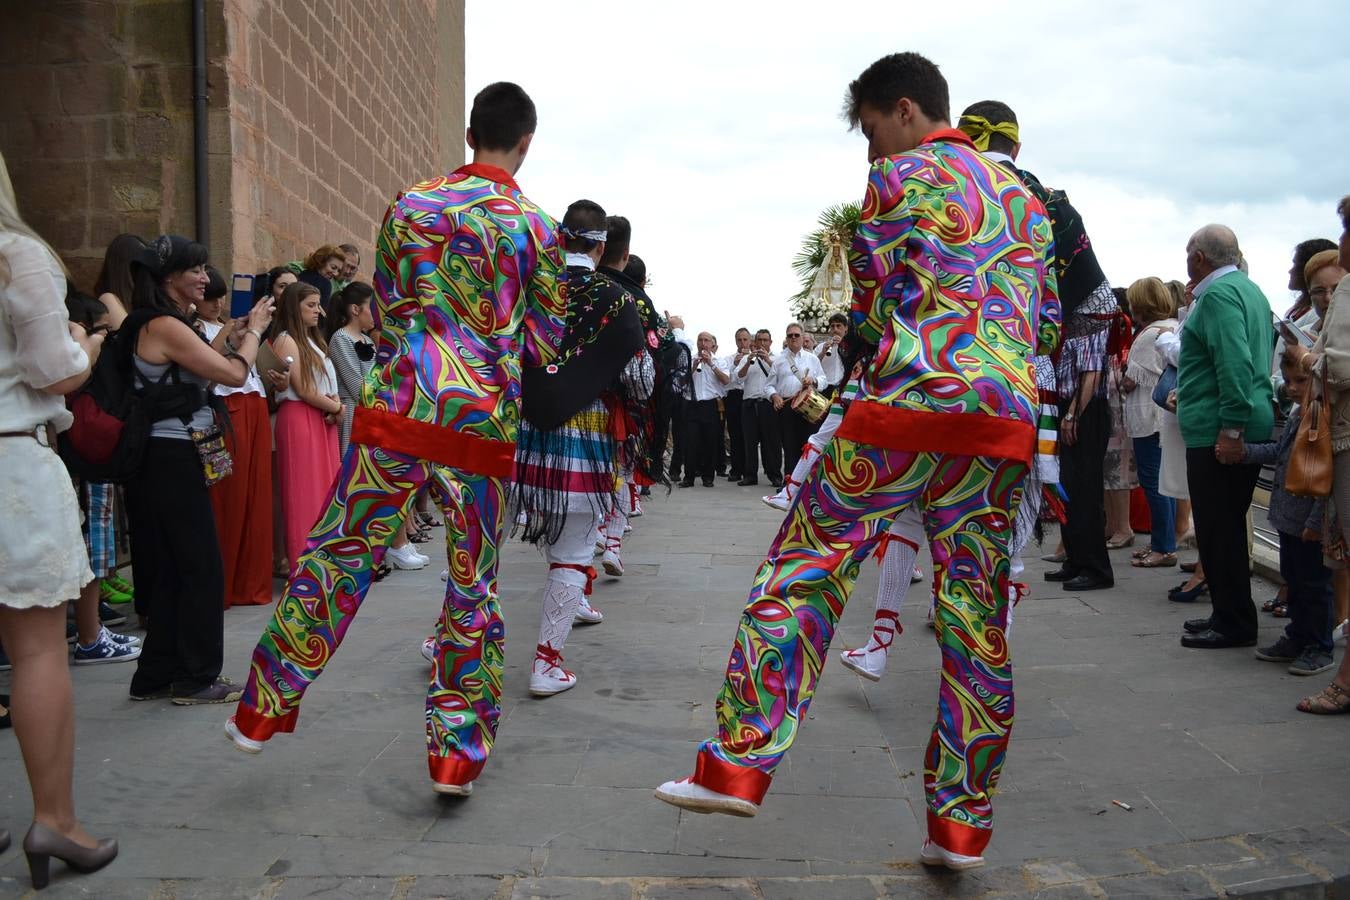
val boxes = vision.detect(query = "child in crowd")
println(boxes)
[271,281,341,566]
[1243,352,1335,676]
[63,288,142,664]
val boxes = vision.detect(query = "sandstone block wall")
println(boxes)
[0,0,464,289]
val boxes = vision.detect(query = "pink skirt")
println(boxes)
[275,400,340,566]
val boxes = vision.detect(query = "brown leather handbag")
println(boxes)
[1285,370,1333,497]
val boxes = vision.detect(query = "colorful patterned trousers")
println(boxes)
[234,442,506,787]
[692,436,1026,856]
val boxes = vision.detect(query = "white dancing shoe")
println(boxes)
[432,780,474,797]
[421,636,436,662]
[761,491,790,511]
[602,547,624,577]
[529,645,577,696]
[839,643,888,682]
[387,543,427,570]
[654,777,759,817]
[911,565,924,583]
[1335,619,1349,648]
[623,523,633,534]
[593,540,605,557]
[630,500,643,518]
[224,715,264,754]
[925,606,936,630]
[574,596,604,625]
[919,838,985,870]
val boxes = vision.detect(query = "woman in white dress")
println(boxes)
[0,153,118,888]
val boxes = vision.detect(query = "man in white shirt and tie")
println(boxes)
[816,313,847,393]
[737,328,783,488]
[770,322,827,476]
[682,331,730,487]
[722,327,752,481]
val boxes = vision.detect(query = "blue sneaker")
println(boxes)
[73,628,142,665]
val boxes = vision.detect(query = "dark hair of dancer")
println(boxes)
[958,100,1018,155]
[844,52,949,129]
[559,200,607,254]
[600,216,631,266]
[468,81,537,151]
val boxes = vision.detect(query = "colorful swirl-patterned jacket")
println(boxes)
[837,129,1061,464]
[350,163,567,478]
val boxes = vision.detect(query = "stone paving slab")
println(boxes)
[2,483,1349,897]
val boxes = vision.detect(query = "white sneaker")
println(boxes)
[432,779,473,796]
[761,492,789,511]
[623,523,633,534]
[631,501,643,518]
[224,715,264,754]
[1336,619,1349,648]
[920,839,985,870]
[421,636,436,662]
[529,645,577,696]
[911,565,924,583]
[574,596,604,625]
[654,777,759,817]
[440,568,449,582]
[925,607,936,630]
[839,644,887,681]
[602,549,624,577]
[593,540,605,557]
[387,543,427,570]
[411,547,431,566]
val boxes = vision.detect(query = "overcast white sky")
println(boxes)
[465,0,1348,347]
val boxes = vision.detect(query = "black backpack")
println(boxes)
[58,308,208,483]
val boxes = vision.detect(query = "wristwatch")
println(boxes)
[1221,428,1243,440]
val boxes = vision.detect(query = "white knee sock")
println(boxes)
[603,507,626,553]
[784,445,821,499]
[538,572,584,653]
[869,506,926,649]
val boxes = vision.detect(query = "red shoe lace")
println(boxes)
[870,609,901,650]
[535,644,568,673]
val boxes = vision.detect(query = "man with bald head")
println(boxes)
[1177,224,1275,649]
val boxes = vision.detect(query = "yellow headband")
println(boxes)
[958,115,1020,151]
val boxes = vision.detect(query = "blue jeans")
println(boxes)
[1132,434,1175,554]
[1279,530,1334,652]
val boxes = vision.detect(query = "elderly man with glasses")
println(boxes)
[769,322,827,475]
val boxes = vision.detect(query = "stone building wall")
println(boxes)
[219,0,466,277]
[0,0,464,288]
[0,0,228,288]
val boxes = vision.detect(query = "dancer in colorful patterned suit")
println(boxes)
[655,53,1060,870]
[839,104,1077,680]
[225,83,567,797]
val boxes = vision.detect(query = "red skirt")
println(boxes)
[211,392,274,607]
[275,400,340,566]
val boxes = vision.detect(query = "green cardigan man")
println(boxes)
[1176,223,1275,650]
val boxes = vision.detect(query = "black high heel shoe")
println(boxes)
[22,822,117,890]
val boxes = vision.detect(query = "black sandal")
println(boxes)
[416,512,442,528]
